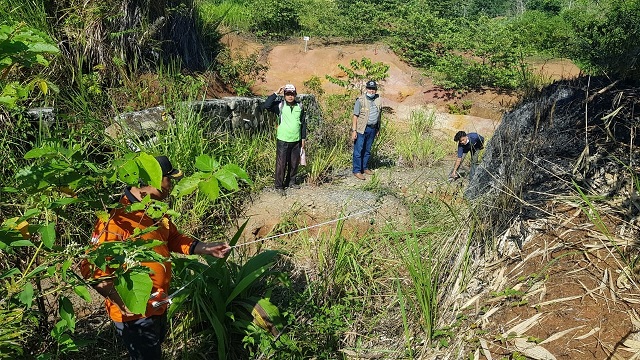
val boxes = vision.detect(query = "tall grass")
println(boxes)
[197,0,252,31]
[398,231,439,340]
[0,0,50,33]
[393,108,448,167]
[251,176,471,356]
[304,143,350,185]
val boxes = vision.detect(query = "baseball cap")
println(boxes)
[365,80,377,90]
[155,156,183,179]
[283,84,296,93]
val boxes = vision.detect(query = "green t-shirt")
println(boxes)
[277,103,303,142]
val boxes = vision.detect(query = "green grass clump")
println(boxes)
[392,108,448,168]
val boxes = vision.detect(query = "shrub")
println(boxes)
[562,0,640,79]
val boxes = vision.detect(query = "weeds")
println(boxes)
[215,47,268,96]
[392,108,448,167]
[447,100,473,115]
[304,143,349,185]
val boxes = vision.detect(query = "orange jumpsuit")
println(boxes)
[80,189,195,322]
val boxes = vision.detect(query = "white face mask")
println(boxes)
[366,93,376,99]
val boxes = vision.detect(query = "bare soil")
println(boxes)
[460,202,640,360]
[224,34,580,137]
[221,35,640,360]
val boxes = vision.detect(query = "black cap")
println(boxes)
[155,156,183,179]
[365,80,378,90]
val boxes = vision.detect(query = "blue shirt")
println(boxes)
[457,133,484,158]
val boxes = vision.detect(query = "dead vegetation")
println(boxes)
[445,76,640,359]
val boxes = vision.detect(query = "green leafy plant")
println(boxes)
[304,143,349,185]
[303,75,325,98]
[0,22,59,109]
[215,47,268,95]
[1,145,252,357]
[447,100,473,115]
[400,233,439,341]
[325,57,389,92]
[562,0,640,79]
[169,221,286,360]
[393,108,448,167]
[248,0,301,39]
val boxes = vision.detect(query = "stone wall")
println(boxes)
[26,95,320,140]
[103,94,320,139]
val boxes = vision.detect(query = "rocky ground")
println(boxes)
[234,164,455,245]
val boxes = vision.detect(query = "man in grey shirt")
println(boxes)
[350,80,382,180]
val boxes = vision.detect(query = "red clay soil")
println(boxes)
[223,33,580,140]
[459,201,640,360]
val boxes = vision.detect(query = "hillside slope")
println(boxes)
[226,36,640,360]
[225,34,580,139]
[455,77,640,360]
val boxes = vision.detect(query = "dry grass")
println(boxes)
[445,195,640,359]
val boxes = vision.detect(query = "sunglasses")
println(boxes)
[284,92,296,96]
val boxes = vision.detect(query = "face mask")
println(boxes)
[366,93,376,99]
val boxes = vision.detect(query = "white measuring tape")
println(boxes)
[151,205,382,308]
[230,205,382,249]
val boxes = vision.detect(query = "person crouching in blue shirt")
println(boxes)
[450,131,484,181]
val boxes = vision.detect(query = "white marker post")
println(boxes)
[303,36,309,52]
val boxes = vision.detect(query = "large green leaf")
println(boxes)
[29,42,59,54]
[146,200,168,219]
[73,286,92,302]
[117,159,140,185]
[224,250,279,306]
[195,154,219,172]
[58,296,76,332]
[225,267,267,306]
[48,197,80,209]
[172,176,200,197]
[18,282,33,308]
[115,269,153,315]
[23,146,56,159]
[38,222,56,249]
[214,169,238,191]
[198,177,220,201]
[0,228,27,251]
[222,163,251,183]
[137,153,162,189]
[201,280,226,317]
[238,250,279,280]
[19,208,40,222]
[9,240,34,247]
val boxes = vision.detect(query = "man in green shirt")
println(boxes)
[262,84,307,196]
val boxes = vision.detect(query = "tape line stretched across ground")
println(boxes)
[152,205,382,308]
[231,204,382,249]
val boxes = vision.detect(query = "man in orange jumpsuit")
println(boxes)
[81,155,230,359]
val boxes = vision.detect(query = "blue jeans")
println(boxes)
[114,314,167,360]
[352,126,377,174]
